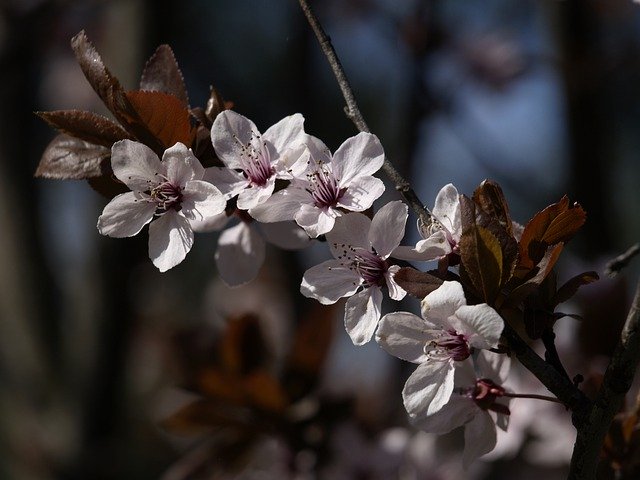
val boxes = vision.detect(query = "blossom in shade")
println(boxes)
[191,213,310,287]
[412,350,511,468]
[249,132,385,237]
[97,140,225,272]
[375,281,504,417]
[392,183,461,262]
[208,110,308,210]
[300,201,407,345]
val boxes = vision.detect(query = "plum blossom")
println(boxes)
[392,183,461,263]
[97,140,225,272]
[208,110,308,210]
[249,132,385,237]
[191,212,310,287]
[300,201,407,345]
[411,350,511,468]
[375,281,504,417]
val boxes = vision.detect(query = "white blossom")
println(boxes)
[375,281,504,417]
[301,201,408,345]
[97,140,225,272]
[249,132,385,237]
[208,110,308,210]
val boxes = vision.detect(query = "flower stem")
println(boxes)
[503,392,565,404]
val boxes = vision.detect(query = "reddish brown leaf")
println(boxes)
[219,314,268,376]
[140,44,189,107]
[35,134,110,179]
[87,175,128,199]
[119,90,196,154]
[205,87,228,123]
[554,271,599,305]
[519,196,586,268]
[243,371,288,413]
[161,399,247,434]
[507,243,564,305]
[36,110,131,147]
[70,31,126,116]
[473,179,513,237]
[393,267,444,299]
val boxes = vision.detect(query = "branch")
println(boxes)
[297,0,433,228]
[568,280,640,480]
[605,243,640,278]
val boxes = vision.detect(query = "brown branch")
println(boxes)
[568,280,640,480]
[297,0,433,228]
[605,243,640,278]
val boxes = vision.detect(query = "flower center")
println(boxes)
[306,164,345,209]
[332,243,389,288]
[236,133,274,187]
[423,329,471,362]
[150,180,183,213]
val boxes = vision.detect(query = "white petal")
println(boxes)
[451,304,504,350]
[337,175,385,212]
[262,113,305,155]
[402,360,456,417]
[163,142,201,184]
[211,110,259,169]
[204,167,248,199]
[304,134,332,165]
[97,192,156,238]
[412,394,476,435]
[375,312,432,363]
[327,213,371,258]
[295,204,337,238]
[463,412,497,468]
[181,180,226,221]
[300,260,361,304]
[369,201,408,259]
[148,211,193,272]
[111,140,163,191]
[260,221,310,250]
[385,265,407,301]
[344,287,383,345]
[249,188,308,223]
[420,281,467,328]
[332,132,384,186]
[432,184,461,237]
[236,177,276,210]
[276,144,310,179]
[189,211,230,233]
[215,222,265,287]
[391,231,451,262]
[475,350,511,385]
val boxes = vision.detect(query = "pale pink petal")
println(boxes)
[111,140,163,191]
[181,180,226,221]
[385,265,407,301]
[369,201,408,258]
[475,350,511,385]
[332,132,384,186]
[304,134,332,165]
[249,188,308,223]
[300,260,361,304]
[148,211,193,272]
[337,176,385,212]
[236,177,276,210]
[163,142,201,184]
[344,287,382,345]
[215,222,265,287]
[403,360,456,417]
[450,304,504,350]
[463,412,497,468]
[211,110,259,169]
[97,192,156,238]
[276,144,310,179]
[391,231,451,262]
[420,281,467,328]
[327,212,371,259]
[295,204,337,238]
[260,221,310,250]
[432,184,460,237]
[189,212,230,233]
[262,113,305,154]
[204,167,248,199]
[412,394,476,434]
[375,311,432,363]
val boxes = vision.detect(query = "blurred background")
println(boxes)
[1,0,640,478]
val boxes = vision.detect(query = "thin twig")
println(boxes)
[503,392,565,404]
[605,243,640,278]
[568,280,640,480]
[297,0,433,228]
